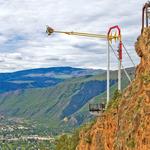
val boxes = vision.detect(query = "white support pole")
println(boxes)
[118,59,121,91]
[107,41,110,108]
[118,41,122,92]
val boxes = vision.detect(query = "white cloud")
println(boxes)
[0,0,144,72]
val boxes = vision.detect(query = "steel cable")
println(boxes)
[108,42,132,83]
[122,43,136,67]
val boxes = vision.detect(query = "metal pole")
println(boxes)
[146,6,148,27]
[118,58,121,91]
[118,41,122,91]
[107,40,110,107]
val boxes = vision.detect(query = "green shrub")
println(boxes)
[126,138,135,149]
[55,129,80,150]
[112,90,122,100]
[84,134,92,143]
[55,119,96,150]
[107,90,122,110]
[141,73,150,83]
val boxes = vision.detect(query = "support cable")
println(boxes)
[108,42,132,83]
[122,43,136,67]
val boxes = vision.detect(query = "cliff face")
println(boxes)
[77,27,150,150]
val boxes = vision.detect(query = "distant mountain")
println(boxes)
[0,67,104,93]
[0,67,135,131]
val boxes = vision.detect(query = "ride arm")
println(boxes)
[46,26,109,39]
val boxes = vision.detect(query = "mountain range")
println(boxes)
[0,67,134,131]
[0,67,105,93]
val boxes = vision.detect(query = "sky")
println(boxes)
[0,0,146,72]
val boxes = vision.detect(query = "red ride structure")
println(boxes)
[46,25,123,109]
[107,26,122,106]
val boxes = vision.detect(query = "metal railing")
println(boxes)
[142,1,150,33]
[89,103,105,112]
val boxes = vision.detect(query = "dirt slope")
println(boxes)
[76,27,150,150]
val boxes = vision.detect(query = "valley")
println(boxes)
[0,67,134,131]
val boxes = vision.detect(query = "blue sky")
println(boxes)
[0,0,145,72]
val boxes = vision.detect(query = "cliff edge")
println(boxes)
[76,27,150,150]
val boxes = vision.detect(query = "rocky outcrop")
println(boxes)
[76,27,150,150]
